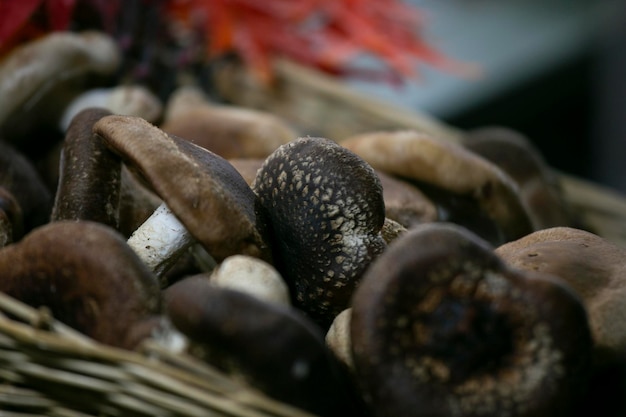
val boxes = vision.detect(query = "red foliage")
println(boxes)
[0,0,471,83]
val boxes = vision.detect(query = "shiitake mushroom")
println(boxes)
[350,222,592,417]
[0,221,161,349]
[253,136,387,329]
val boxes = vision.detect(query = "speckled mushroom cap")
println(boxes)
[51,108,120,228]
[0,221,161,349]
[252,136,387,328]
[463,126,575,229]
[341,130,534,244]
[92,115,272,263]
[495,227,626,365]
[164,275,364,417]
[351,222,592,417]
[161,86,296,159]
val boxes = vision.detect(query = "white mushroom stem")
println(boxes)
[127,202,194,277]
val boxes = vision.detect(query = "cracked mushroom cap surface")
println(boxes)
[351,223,592,417]
[93,115,272,263]
[0,221,161,349]
[252,136,387,328]
[341,130,534,244]
[496,226,626,364]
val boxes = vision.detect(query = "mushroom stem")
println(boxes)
[127,202,195,277]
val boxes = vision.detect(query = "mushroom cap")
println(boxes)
[341,130,534,244]
[0,140,52,233]
[93,115,272,263]
[463,126,574,229]
[0,221,161,349]
[0,31,120,137]
[60,85,163,132]
[0,186,23,246]
[351,223,592,417]
[252,136,387,328]
[495,226,626,363]
[51,107,120,228]
[161,86,296,159]
[376,170,438,228]
[164,275,361,417]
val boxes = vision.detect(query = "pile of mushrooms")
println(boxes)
[1,30,625,417]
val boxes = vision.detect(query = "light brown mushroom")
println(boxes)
[341,130,534,244]
[161,86,296,159]
[495,227,626,365]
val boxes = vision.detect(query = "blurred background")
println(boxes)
[347,0,626,193]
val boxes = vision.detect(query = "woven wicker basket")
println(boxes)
[2,61,626,417]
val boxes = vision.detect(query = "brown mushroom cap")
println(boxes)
[376,170,438,228]
[351,223,592,417]
[252,136,387,328]
[164,275,364,417]
[0,221,161,349]
[161,86,296,159]
[93,115,272,263]
[51,108,120,228]
[463,126,574,229]
[0,186,23,246]
[0,31,120,142]
[341,130,534,244]
[0,140,52,233]
[495,227,626,364]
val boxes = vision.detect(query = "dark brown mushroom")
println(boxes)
[351,222,592,417]
[252,136,387,328]
[51,108,120,228]
[0,140,53,234]
[0,221,161,349]
[341,130,534,244]
[463,126,575,229]
[164,275,365,417]
[0,186,23,247]
[93,115,273,278]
